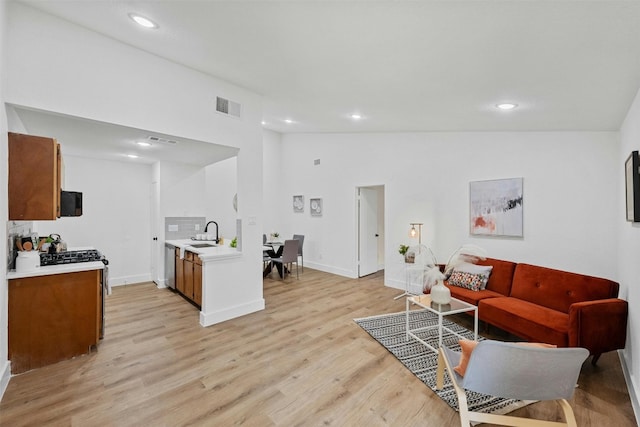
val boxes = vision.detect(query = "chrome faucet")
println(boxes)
[204,221,219,243]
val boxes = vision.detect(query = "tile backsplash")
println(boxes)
[164,217,206,241]
[7,221,34,270]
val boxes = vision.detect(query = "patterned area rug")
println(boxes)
[354,309,533,416]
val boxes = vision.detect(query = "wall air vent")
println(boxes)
[216,96,242,119]
[147,136,178,144]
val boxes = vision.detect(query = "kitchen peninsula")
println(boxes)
[164,239,252,327]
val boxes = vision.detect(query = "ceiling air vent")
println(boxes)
[216,96,241,119]
[147,136,178,144]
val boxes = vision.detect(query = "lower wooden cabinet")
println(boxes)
[8,269,101,374]
[175,249,202,308]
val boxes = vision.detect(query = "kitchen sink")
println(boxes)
[189,243,217,248]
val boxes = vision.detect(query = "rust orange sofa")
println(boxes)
[442,258,628,364]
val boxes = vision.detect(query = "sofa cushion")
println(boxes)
[479,297,569,347]
[446,285,504,306]
[510,264,620,313]
[475,258,516,297]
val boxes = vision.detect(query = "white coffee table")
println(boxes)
[405,294,478,353]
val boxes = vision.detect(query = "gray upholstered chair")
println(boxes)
[270,239,299,280]
[292,234,304,271]
[436,340,589,427]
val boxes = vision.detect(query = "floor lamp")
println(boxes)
[394,223,424,300]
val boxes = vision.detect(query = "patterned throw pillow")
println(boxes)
[447,270,489,291]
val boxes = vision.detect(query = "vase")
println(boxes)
[430,280,451,305]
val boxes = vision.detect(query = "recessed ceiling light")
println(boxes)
[284,119,293,124]
[127,154,139,159]
[136,141,152,147]
[496,103,518,110]
[128,13,158,29]
[261,121,266,126]
[351,114,362,120]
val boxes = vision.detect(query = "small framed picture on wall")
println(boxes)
[293,195,304,213]
[310,198,322,216]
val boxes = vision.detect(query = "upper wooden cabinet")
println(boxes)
[8,132,62,220]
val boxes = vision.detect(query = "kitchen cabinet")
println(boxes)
[8,132,62,220]
[175,249,202,308]
[8,269,101,374]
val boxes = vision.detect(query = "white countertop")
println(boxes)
[7,261,105,280]
[165,239,241,261]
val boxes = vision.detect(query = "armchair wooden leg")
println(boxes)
[436,349,445,390]
[591,353,601,366]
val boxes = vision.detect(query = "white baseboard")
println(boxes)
[0,360,11,401]
[108,273,153,287]
[385,277,423,295]
[200,298,265,327]
[304,261,357,278]
[619,350,640,425]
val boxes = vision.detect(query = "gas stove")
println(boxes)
[39,249,104,266]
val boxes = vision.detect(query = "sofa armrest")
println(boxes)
[568,298,628,355]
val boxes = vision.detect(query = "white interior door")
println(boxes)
[150,180,161,286]
[358,187,379,277]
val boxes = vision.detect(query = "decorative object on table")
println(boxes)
[430,278,451,304]
[293,195,304,213]
[625,151,640,222]
[398,244,410,262]
[310,198,322,216]
[424,265,446,294]
[469,177,523,237]
[443,244,487,278]
[269,232,280,241]
[437,340,588,426]
[230,237,237,248]
[354,310,533,416]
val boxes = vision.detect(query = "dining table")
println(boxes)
[263,241,286,278]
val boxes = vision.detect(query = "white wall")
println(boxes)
[619,88,640,419]
[34,156,153,286]
[205,157,238,241]
[263,130,283,236]
[0,0,10,400]
[278,131,619,284]
[160,162,207,217]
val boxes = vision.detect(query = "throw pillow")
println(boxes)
[453,339,557,377]
[447,262,493,291]
[447,271,488,291]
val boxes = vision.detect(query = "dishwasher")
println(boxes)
[164,243,176,289]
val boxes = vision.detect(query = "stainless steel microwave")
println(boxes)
[60,191,83,217]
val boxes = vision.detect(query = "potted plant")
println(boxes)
[399,244,414,263]
[270,232,280,241]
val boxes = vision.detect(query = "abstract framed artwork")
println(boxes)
[293,195,304,213]
[625,151,640,222]
[470,178,523,237]
[310,198,323,216]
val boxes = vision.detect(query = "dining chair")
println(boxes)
[436,340,589,427]
[292,234,305,271]
[263,234,267,244]
[270,239,299,280]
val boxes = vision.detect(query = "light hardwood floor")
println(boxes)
[0,269,636,426]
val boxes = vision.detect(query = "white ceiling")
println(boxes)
[15,0,640,135]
